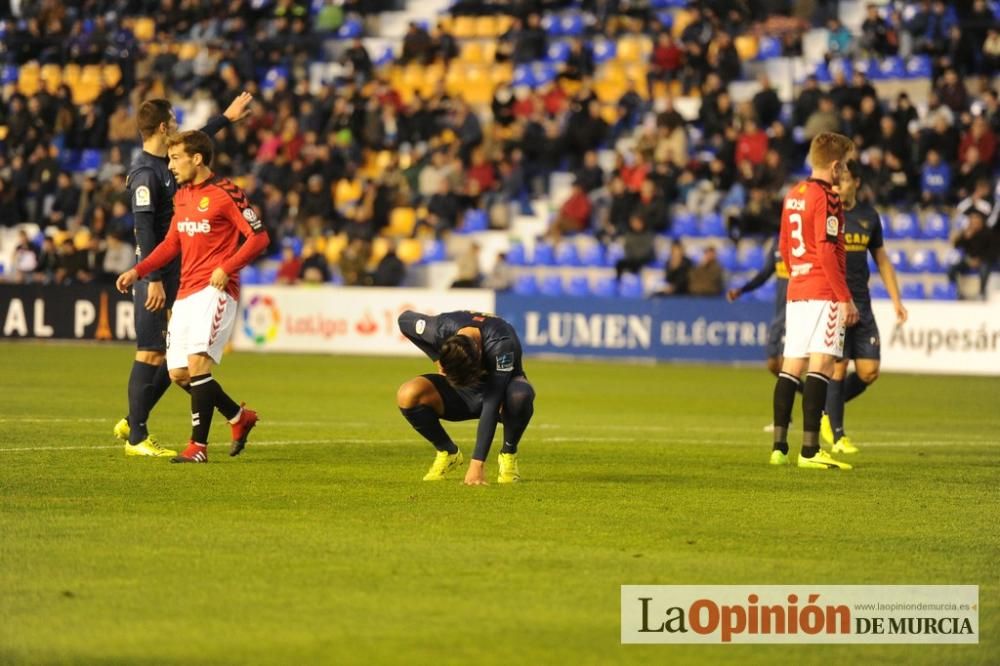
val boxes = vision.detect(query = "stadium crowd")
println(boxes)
[0,0,999,296]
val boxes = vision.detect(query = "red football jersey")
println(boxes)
[135,175,269,300]
[779,178,851,302]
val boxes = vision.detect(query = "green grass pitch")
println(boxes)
[1,341,997,665]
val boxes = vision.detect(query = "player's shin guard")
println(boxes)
[825,378,846,440]
[400,405,458,454]
[772,372,800,454]
[801,372,830,457]
[844,372,869,402]
[501,381,535,454]
[127,361,159,444]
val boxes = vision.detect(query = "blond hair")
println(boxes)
[808,132,855,170]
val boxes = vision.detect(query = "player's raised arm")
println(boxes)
[199,92,254,138]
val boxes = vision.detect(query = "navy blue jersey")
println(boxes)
[843,202,883,302]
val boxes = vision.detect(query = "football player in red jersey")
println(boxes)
[769,132,860,470]
[117,131,270,463]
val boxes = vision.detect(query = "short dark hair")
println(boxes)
[439,334,483,388]
[846,159,863,181]
[167,130,214,167]
[136,99,172,140]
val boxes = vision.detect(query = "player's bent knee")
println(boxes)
[858,366,880,384]
[169,368,190,384]
[504,380,535,417]
[396,377,433,409]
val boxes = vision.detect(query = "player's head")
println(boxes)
[166,130,214,185]
[835,159,862,210]
[807,132,856,183]
[136,99,177,140]
[438,334,483,388]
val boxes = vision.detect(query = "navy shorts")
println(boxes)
[843,303,880,360]
[133,274,178,352]
[422,373,484,421]
[766,314,786,360]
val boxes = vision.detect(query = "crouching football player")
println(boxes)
[396,310,535,485]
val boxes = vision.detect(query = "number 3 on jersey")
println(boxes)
[788,212,806,258]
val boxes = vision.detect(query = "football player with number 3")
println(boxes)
[769,132,859,470]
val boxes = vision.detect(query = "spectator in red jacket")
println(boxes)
[735,118,769,165]
[648,31,683,91]
[547,181,593,240]
[959,116,997,167]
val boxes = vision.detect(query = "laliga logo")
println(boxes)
[177,219,211,236]
[243,295,280,345]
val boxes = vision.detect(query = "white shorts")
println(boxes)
[166,286,238,370]
[783,300,845,359]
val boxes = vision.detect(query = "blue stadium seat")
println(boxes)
[751,281,777,302]
[337,19,363,39]
[905,55,932,79]
[592,276,617,297]
[580,243,605,267]
[513,65,535,88]
[539,275,564,296]
[604,244,625,267]
[909,249,942,273]
[532,62,557,86]
[870,283,890,299]
[741,244,766,272]
[901,282,926,300]
[1,65,16,85]
[541,14,560,36]
[699,212,726,237]
[890,212,919,239]
[259,266,279,284]
[555,243,581,266]
[507,243,528,266]
[921,212,951,240]
[931,282,959,300]
[77,149,102,173]
[650,0,672,7]
[532,242,556,266]
[560,14,584,37]
[240,265,260,285]
[756,36,782,60]
[566,275,590,297]
[261,66,289,91]
[460,208,488,233]
[671,211,698,238]
[546,41,570,63]
[655,11,673,29]
[60,149,81,171]
[282,236,304,257]
[876,56,906,80]
[888,249,911,273]
[592,39,616,64]
[423,239,446,262]
[718,245,741,272]
[618,274,644,298]
[373,45,395,67]
[814,61,831,83]
[513,274,539,296]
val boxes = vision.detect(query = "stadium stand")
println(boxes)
[0,0,998,300]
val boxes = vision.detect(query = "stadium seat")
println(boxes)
[591,39,616,64]
[532,242,556,266]
[258,266,279,284]
[734,35,758,60]
[741,244,766,272]
[580,243,605,267]
[618,273,644,298]
[756,36,781,60]
[373,45,395,67]
[931,282,959,300]
[718,245,741,272]
[909,249,942,273]
[566,275,590,297]
[532,62,557,86]
[555,243,581,267]
[876,56,906,80]
[592,276,617,297]
[921,212,951,240]
[671,211,698,238]
[77,149,102,173]
[604,244,625,267]
[262,66,289,91]
[888,249,911,273]
[617,36,643,63]
[539,275,564,296]
[337,19,363,39]
[132,17,156,41]
[655,11,674,29]
[397,238,423,264]
[541,14,560,36]
[546,41,571,63]
[512,65,535,88]
[901,282,926,300]
[474,15,499,38]
[905,55,932,79]
[699,213,726,238]
[890,212,919,239]
[507,243,528,266]
[870,283,890,299]
[422,239,446,263]
[459,208,488,233]
[241,265,260,285]
[282,236,304,258]
[1,64,16,85]
[388,207,416,237]
[560,14,584,37]
[750,280,777,303]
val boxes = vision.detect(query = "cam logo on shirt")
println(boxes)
[496,352,514,372]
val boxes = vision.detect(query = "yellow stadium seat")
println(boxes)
[445,64,467,95]
[490,62,513,85]
[52,230,69,247]
[62,63,81,86]
[672,10,694,40]
[103,64,122,87]
[397,238,423,264]
[72,81,100,104]
[324,234,348,263]
[40,64,62,94]
[594,79,626,103]
[735,35,759,61]
[80,65,101,85]
[625,63,649,97]
[370,237,389,265]
[452,16,476,39]
[496,15,513,34]
[600,104,619,124]
[475,16,498,38]
[437,16,453,33]
[313,236,328,254]
[616,37,642,63]
[178,43,200,61]
[334,178,363,208]
[388,207,417,237]
[133,17,156,41]
[462,66,493,105]
[73,229,91,250]
[0,126,8,141]
[421,63,445,96]
[17,62,40,96]
[602,61,627,84]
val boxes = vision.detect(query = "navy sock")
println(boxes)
[801,372,830,457]
[844,372,869,402]
[825,378,846,440]
[501,381,535,454]
[149,363,173,408]
[400,405,458,454]
[772,372,800,454]
[127,361,159,444]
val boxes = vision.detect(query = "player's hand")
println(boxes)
[463,460,489,486]
[116,269,138,294]
[145,280,166,312]
[843,300,860,327]
[894,302,908,325]
[210,267,229,291]
[726,288,740,303]
[222,92,254,123]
